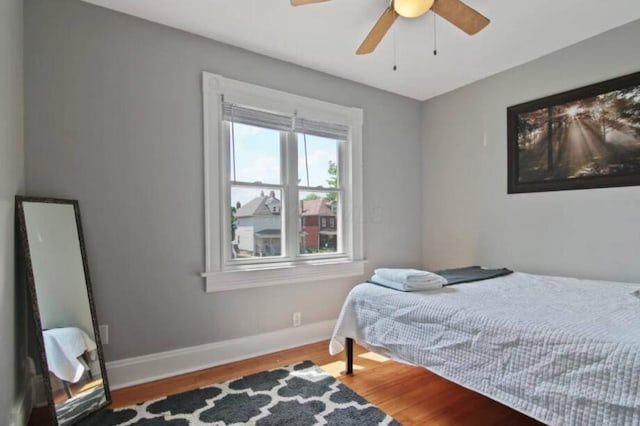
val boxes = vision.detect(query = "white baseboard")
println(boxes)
[9,358,36,426]
[10,386,31,426]
[106,319,337,390]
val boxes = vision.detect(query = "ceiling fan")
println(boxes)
[290,0,490,55]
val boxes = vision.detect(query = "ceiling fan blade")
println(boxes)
[290,0,331,6]
[356,7,398,55]
[431,0,490,35]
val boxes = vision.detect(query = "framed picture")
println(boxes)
[507,71,640,193]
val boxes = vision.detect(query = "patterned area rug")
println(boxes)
[79,360,401,425]
[57,384,107,425]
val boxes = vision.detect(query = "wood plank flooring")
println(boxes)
[30,340,543,425]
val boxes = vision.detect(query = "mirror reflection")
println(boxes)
[18,198,110,425]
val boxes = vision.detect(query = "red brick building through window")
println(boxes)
[300,199,337,253]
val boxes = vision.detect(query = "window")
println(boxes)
[202,73,365,291]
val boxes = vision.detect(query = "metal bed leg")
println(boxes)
[345,337,354,375]
[63,381,72,398]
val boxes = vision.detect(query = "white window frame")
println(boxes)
[202,72,365,292]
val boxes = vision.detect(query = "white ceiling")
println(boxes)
[81,0,640,101]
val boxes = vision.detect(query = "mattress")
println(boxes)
[330,272,640,425]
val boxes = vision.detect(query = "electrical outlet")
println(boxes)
[292,312,302,327]
[99,325,109,344]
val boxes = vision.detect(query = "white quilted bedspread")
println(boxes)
[330,272,640,425]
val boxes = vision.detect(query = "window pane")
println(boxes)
[230,123,281,185]
[299,191,339,255]
[297,134,339,188]
[232,187,282,259]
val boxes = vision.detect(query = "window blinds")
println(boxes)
[222,102,292,132]
[295,117,350,140]
[222,101,349,140]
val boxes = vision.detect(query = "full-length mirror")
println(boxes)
[16,197,110,425]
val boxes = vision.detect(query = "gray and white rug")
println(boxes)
[57,384,107,425]
[79,360,401,425]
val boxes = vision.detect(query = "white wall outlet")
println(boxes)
[292,312,301,327]
[99,325,109,344]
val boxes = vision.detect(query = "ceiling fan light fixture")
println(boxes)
[393,0,434,18]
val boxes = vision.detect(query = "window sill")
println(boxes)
[202,259,367,293]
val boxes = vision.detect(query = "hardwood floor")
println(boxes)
[30,340,543,425]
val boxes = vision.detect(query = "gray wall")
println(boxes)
[24,0,423,361]
[0,0,27,422]
[421,20,640,283]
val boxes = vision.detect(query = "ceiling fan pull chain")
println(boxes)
[433,13,438,56]
[393,27,398,71]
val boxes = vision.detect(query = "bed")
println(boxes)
[43,327,97,398]
[329,272,640,425]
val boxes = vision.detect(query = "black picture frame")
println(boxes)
[507,71,640,193]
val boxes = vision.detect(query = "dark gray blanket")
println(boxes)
[435,266,513,286]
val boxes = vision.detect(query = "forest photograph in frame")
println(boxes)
[507,71,640,193]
